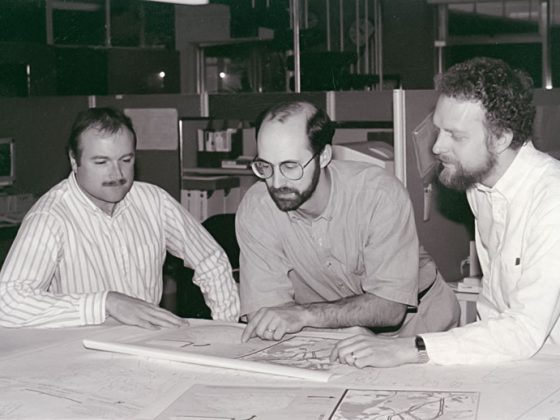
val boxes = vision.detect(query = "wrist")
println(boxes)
[414,335,430,364]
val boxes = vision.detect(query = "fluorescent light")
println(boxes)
[144,0,209,4]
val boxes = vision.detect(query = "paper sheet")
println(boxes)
[140,384,480,420]
[83,322,350,382]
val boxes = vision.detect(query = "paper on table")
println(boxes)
[138,384,480,420]
[83,320,348,382]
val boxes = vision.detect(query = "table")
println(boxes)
[1,320,560,419]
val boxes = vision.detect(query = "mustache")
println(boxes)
[102,179,127,187]
[270,186,297,195]
[436,155,453,164]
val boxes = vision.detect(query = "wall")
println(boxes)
[97,94,201,200]
[0,94,201,200]
[0,96,88,196]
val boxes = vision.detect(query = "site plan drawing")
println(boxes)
[331,389,479,420]
[144,384,480,420]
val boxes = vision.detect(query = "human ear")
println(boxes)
[493,129,514,154]
[319,144,332,168]
[69,151,78,172]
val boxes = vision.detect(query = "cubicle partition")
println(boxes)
[533,88,560,158]
[0,96,89,197]
[396,89,474,282]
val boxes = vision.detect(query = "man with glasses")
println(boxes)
[237,100,459,342]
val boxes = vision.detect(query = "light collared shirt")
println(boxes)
[0,173,240,327]
[237,160,420,316]
[423,142,560,364]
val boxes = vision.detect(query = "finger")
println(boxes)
[253,313,276,340]
[241,309,268,342]
[272,327,285,341]
[259,325,276,341]
[132,318,160,329]
[332,341,362,365]
[148,316,183,328]
[241,320,258,342]
[141,307,186,328]
[329,335,360,361]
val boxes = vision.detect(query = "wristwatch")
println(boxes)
[415,335,430,364]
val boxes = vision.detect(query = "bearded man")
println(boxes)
[236,100,459,342]
[331,57,560,368]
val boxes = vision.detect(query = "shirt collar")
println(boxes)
[473,141,535,200]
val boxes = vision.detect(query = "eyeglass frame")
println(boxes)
[250,151,320,181]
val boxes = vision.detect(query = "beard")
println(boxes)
[437,146,497,191]
[268,161,321,212]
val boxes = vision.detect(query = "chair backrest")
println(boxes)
[202,213,240,270]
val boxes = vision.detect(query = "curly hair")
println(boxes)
[255,101,335,155]
[435,57,535,149]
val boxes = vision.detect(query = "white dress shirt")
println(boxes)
[0,173,240,327]
[423,142,560,364]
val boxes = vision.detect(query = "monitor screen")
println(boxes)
[0,138,15,187]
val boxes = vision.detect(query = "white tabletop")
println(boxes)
[1,320,559,419]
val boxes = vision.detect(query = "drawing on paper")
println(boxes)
[241,336,337,370]
[152,384,342,420]
[134,324,339,371]
[331,389,480,420]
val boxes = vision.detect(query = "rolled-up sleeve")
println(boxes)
[163,193,240,322]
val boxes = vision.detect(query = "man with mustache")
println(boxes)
[237,100,459,342]
[0,107,239,328]
[331,57,560,367]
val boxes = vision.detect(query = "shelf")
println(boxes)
[183,167,254,176]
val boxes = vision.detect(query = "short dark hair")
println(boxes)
[68,107,137,163]
[435,57,535,149]
[256,101,335,154]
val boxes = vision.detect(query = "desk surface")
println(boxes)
[1,320,559,419]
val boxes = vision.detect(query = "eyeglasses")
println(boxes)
[250,152,319,181]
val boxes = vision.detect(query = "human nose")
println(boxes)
[432,131,447,156]
[269,165,285,189]
[109,162,124,179]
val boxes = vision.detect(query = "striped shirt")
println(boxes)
[0,173,240,328]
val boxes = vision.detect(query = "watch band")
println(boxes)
[415,335,430,364]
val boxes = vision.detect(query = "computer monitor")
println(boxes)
[0,138,15,188]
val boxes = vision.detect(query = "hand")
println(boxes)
[329,333,418,368]
[241,304,308,342]
[106,292,187,329]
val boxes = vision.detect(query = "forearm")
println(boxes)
[192,267,240,322]
[299,293,407,330]
[0,284,107,328]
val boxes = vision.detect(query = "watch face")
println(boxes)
[415,335,427,351]
[348,19,375,45]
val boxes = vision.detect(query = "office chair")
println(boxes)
[202,213,240,280]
